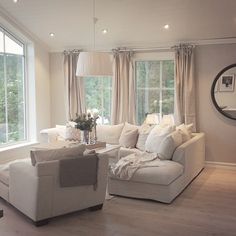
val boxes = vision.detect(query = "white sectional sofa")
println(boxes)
[96,123,205,203]
[40,122,205,203]
[0,145,109,225]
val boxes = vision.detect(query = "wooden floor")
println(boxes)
[1,167,236,236]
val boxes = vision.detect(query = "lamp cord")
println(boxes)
[93,0,97,50]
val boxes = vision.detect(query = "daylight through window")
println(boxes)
[136,60,175,124]
[84,76,112,124]
[0,28,26,146]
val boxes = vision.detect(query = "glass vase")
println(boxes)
[81,130,90,144]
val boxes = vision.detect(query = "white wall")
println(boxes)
[0,14,51,164]
[50,53,66,126]
[195,43,236,164]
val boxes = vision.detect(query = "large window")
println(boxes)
[136,60,175,124]
[84,77,112,124]
[0,28,26,146]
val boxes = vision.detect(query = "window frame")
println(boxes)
[0,26,28,148]
[134,52,175,124]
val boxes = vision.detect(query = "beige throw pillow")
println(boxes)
[158,130,183,160]
[31,144,86,166]
[97,123,124,144]
[136,124,154,151]
[145,125,176,153]
[176,123,193,142]
[119,122,139,148]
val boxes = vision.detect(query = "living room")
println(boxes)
[0,0,236,235]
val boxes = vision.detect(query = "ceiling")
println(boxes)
[0,0,236,52]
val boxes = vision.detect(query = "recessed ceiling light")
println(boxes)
[49,32,55,37]
[164,24,170,30]
[13,0,19,3]
[102,29,108,34]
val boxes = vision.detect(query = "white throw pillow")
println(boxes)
[158,130,183,160]
[97,123,124,144]
[176,123,193,142]
[56,125,66,140]
[30,144,86,166]
[136,124,154,151]
[65,125,81,141]
[145,125,176,153]
[119,122,139,148]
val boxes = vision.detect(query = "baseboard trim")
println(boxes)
[205,161,236,170]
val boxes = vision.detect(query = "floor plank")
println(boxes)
[0,167,236,236]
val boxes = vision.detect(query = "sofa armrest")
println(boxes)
[172,133,205,169]
[9,162,54,221]
[39,128,60,143]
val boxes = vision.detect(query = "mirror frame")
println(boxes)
[211,63,236,120]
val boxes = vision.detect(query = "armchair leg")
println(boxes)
[89,204,103,211]
[34,219,49,227]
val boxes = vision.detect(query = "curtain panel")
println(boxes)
[174,44,196,131]
[111,50,136,124]
[63,51,86,121]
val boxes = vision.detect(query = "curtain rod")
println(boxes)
[63,46,174,54]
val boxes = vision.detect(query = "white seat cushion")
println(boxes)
[111,160,184,186]
[0,158,31,186]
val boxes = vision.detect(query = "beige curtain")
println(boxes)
[174,44,196,131]
[64,51,86,121]
[111,50,136,124]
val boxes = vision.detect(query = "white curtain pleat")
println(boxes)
[111,51,136,124]
[64,52,86,121]
[174,45,196,131]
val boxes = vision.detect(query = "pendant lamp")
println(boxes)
[76,0,112,77]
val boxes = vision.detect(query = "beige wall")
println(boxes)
[195,44,236,163]
[50,53,66,126]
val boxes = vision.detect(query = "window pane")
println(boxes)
[136,59,175,124]
[5,34,24,55]
[6,54,25,143]
[136,88,160,124]
[0,31,3,53]
[136,61,160,88]
[0,54,6,143]
[162,60,174,88]
[84,76,112,124]
[162,90,174,115]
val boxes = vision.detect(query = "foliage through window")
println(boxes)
[136,60,175,124]
[0,28,26,146]
[84,77,112,124]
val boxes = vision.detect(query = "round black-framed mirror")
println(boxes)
[211,63,236,120]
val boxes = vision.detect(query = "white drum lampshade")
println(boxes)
[76,52,113,77]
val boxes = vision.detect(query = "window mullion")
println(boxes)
[101,78,104,124]
[159,61,163,118]
[3,33,9,142]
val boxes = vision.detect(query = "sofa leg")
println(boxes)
[89,204,103,211]
[34,219,49,227]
